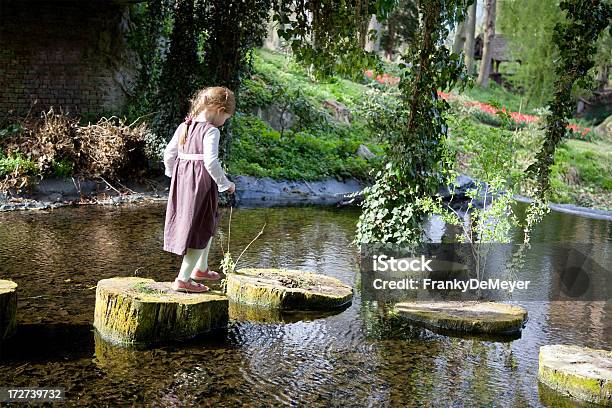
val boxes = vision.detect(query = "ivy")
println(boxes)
[355,0,473,244]
[152,0,200,141]
[527,0,611,195]
[273,0,396,80]
[126,0,272,161]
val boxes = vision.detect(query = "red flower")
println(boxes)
[364,70,400,85]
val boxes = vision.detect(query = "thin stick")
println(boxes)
[71,176,81,195]
[234,222,267,268]
[127,112,157,128]
[100,177,121,195]
[227,206,233,253]
[115,179,136,194]
[303,179,316,193]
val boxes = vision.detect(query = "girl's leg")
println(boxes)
[191,237,221,281]
[194,237,213,272]
[177,248,205,282]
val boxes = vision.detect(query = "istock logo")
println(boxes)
[372,255,433,272]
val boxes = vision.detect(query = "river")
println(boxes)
[0,203,609,407]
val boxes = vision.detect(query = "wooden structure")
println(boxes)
[94,277,229,346]
[474,34,519,83]
[226,268,353,311]
[539,344,612,406]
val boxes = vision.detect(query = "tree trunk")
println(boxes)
[226,268,353,310]
[365,14,383,52]
[464,1,477,75]
[384,20,397,61]
[477,0,496,87]
[595,64,609,91]
[93,277,229,346]
[452,21,466,55]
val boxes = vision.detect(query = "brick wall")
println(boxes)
[0,0,139,120]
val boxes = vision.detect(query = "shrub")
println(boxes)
[0,151,38,192]
[228,114,370,181]
[0,109,151,192]
[51,159,74,178]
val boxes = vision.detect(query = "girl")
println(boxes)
[163,86,236,293]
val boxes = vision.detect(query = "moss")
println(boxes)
[394,302,528,335]
[226,268,353,311]
[538,345,612,406]
[93,277,229,346]
[132,282,165,295]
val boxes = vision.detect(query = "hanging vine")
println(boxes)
[527,0,611,195]
[273,0,396,79]
[355,0,472,244]
[127,0,272,157]
[197,0,272,160]
[152,0,200,141]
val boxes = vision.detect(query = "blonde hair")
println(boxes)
[179,86,236,146]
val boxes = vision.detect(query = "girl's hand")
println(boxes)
[227,182,236,194]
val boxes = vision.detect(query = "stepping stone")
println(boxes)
[226,268,353,311]
[93,277,228,346]
[539,344,612,406]
[0,280,17,341]
[394,301,527,335]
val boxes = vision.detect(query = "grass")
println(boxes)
[133,282,165,295]
[251,49,373,110]
[229,115,373,181]
[0,152,37,177]
[448,113,612,209]
[549,139,612,207]
[231,48,611,209]
[230,48,382,181]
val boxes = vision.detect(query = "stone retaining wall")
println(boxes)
[0,0,139,120]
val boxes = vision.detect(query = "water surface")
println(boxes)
[0,204,610,407]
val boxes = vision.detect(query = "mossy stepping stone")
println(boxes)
[226,268,353,311]
[539,344,612,406]
[394,301,527,335]
[94,277,228,346]
[0,280,17,341]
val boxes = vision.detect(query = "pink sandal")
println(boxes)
[191,267,221,281]
[172,278,210,293]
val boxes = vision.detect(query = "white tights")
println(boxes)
[177,237,213,282]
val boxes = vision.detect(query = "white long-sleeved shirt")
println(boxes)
[163,122,233,192]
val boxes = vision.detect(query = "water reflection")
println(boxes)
[0,203,609,406]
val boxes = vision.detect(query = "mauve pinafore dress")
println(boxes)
[163,121,221,255]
